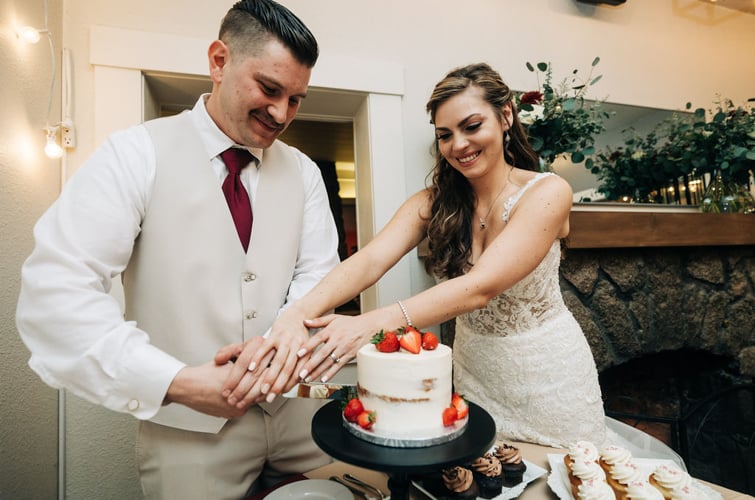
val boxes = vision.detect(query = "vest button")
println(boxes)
[244,273,256,282]
[245,311,258,320]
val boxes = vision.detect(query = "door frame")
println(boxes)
[89,25,411,312]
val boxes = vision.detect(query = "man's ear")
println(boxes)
[208,40,230,83]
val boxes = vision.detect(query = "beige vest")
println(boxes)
[123,112,304,433]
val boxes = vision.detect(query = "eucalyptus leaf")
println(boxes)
[517,57,607,167]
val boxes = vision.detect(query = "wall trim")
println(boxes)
[89,25,404,95]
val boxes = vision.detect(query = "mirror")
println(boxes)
[547,101,693,202]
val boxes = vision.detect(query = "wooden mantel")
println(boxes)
[567,204,755,248]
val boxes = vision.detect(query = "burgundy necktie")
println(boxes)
[220,147,254,252]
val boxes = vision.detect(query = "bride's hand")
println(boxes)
[296,314,376,383]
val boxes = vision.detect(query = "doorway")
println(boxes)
[143,72,363,313]
[91,24,411,313]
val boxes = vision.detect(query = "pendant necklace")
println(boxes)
[478,165,514,230]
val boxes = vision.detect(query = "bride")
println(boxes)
[218,62,683,466]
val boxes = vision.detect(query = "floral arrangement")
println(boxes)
[589,128,664,203]
[589,111,693,203]
[516,57,611,168]
[680,98,755,186]
[589,97,755,212]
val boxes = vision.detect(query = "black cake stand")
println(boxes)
[311,400,496,500]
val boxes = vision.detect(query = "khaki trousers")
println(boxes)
[137,399,331,500]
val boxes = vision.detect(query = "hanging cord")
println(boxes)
[42,0,57,130]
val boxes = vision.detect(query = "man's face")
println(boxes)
[207,38,311,149]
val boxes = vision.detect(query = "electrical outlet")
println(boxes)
[61,124,76,148]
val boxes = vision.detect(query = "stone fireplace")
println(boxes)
[560,245,754,373]
[562,244,754,494]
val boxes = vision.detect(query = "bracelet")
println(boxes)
[397,300,413,327]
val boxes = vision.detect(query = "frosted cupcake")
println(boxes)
[576,478,617,500]
[625,479,665,499]
[599,445,633,473]
[470,453,503,498]
[571,441,601,463]
[649,464,710,500]
[668,484,708,500]
[493,442,527,487]
[440,466,479,499]
[606,462,644,499]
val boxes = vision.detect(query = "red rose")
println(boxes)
[520,91,544,105]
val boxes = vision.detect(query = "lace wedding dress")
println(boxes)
[452,174,684,467]
[453,240,606,448]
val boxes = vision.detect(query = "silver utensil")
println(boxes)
[342,473,388,500]
[410,480,437,500]
[329,475,377,500]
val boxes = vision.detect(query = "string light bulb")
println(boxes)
[44,126,63,159]
[16,25,45,44]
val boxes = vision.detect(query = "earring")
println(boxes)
[503,130,513,162]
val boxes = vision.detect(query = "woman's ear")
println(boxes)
[208,40,230,83]
[502,102,514,130]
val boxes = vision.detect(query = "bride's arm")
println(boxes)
[299,174,574,383]
[220,189,432,406]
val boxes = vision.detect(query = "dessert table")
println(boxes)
[297,441,751,499]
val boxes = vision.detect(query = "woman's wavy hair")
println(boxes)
[424,63,539,279]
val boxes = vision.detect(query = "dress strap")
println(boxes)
[502,172,555,223]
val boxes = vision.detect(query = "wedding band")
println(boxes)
[329,353,341,364]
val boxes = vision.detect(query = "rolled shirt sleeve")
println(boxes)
[16,125,184,419]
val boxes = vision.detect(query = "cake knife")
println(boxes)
[282,382,356,400]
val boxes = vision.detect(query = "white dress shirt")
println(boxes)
[16,95,340,420]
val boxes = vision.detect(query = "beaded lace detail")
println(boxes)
[452,172,607,448]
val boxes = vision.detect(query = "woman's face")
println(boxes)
[433,86,509,181]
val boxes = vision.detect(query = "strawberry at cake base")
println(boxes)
[344,343,467,448]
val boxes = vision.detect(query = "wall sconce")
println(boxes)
[18,0,76,160]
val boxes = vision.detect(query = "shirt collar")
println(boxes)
[191,94,264,165]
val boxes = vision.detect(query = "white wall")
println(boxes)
[0,0,62,498]
[3,0,754,497]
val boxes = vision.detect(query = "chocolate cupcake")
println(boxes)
[470,453,504,498]
[494,442,527,487]
[440,466,479,499]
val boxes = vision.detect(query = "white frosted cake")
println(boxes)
[344,341,467,447]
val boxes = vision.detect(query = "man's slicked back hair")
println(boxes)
[220,0,318,67]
